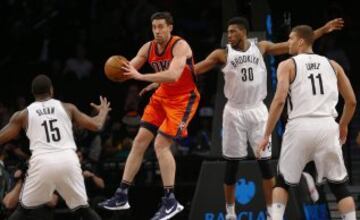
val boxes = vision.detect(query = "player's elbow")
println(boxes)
[346,98,357,109]
[274,97,286,107]
[88,122,103,132]
[194,66,202,75]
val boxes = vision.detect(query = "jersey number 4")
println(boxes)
[308,73,324,95]
[41,119,61,143]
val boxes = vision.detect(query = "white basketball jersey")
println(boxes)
[222,41,267,106]
[26,99,77,155]
[288,54,338,119]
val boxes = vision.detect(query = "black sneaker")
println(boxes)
[150,194,184,220]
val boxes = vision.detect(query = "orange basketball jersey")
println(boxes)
[148,35,197,96]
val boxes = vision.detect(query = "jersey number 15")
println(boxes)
[41,119,61,143]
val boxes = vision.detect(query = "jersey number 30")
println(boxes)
[41,119,61,143]
[241,67,254,81]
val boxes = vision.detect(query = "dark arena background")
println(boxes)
[0,0,360,219]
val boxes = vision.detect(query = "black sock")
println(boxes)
[164,186,174,198]
[119,180,131,193]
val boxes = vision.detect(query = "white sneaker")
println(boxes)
[302,172,319,202]
[225,213,236,220]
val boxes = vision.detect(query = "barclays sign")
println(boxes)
[204,211,267,220]
[189,162,269,220]
[203,177,267,220]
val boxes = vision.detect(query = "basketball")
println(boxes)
[104,55,130,82]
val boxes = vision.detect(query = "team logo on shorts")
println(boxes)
[178,122,186,130]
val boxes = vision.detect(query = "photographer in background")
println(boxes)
[2,160,58,220]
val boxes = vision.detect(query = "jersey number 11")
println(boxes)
[308,73,324,95]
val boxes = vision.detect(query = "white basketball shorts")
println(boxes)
[222,102,271,160]
[20,149,88,210]
[279,117,348,185]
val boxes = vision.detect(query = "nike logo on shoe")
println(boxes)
[165,205,176,214]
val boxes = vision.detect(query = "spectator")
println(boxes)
[63,44,93,81]
[192,106,213,155]
[0,145,11,219]
[123,84,141,113]
[75,149,106,213]
[74,124,103,163]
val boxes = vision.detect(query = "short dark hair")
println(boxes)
[151,11,174,25]
[227,16,249,32]
[31,74,52,96]
[291,25,314,45]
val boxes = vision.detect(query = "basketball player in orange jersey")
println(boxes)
[99,12,199,220]
[193,17,343,220]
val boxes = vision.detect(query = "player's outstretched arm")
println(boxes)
[257,59,292,157]
[313,18,344,40]
[194,49,226,75]
[0,110,26,145]
[332,60,356,144]
[259,18,344,56]
[67,96,111,131]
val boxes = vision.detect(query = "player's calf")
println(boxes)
[328,181,356,220]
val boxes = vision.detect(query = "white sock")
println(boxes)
[267,205,272,216]
[272,203,286,220]
[226,203,235,216]
[342,211,356,220]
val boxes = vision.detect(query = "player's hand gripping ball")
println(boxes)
[104,55,130,82]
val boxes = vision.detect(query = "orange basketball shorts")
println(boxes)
[141,89,200,138]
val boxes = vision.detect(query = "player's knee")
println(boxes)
[132,136,151,154]
[257,159,275,179]
[224,160,239,185]
[328,181,351,203]
[275,174,290,191]
[153,140,166,154]
[154,135,173,154]
[133,128,155,148]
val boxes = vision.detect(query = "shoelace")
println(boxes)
[104,193,126,205]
